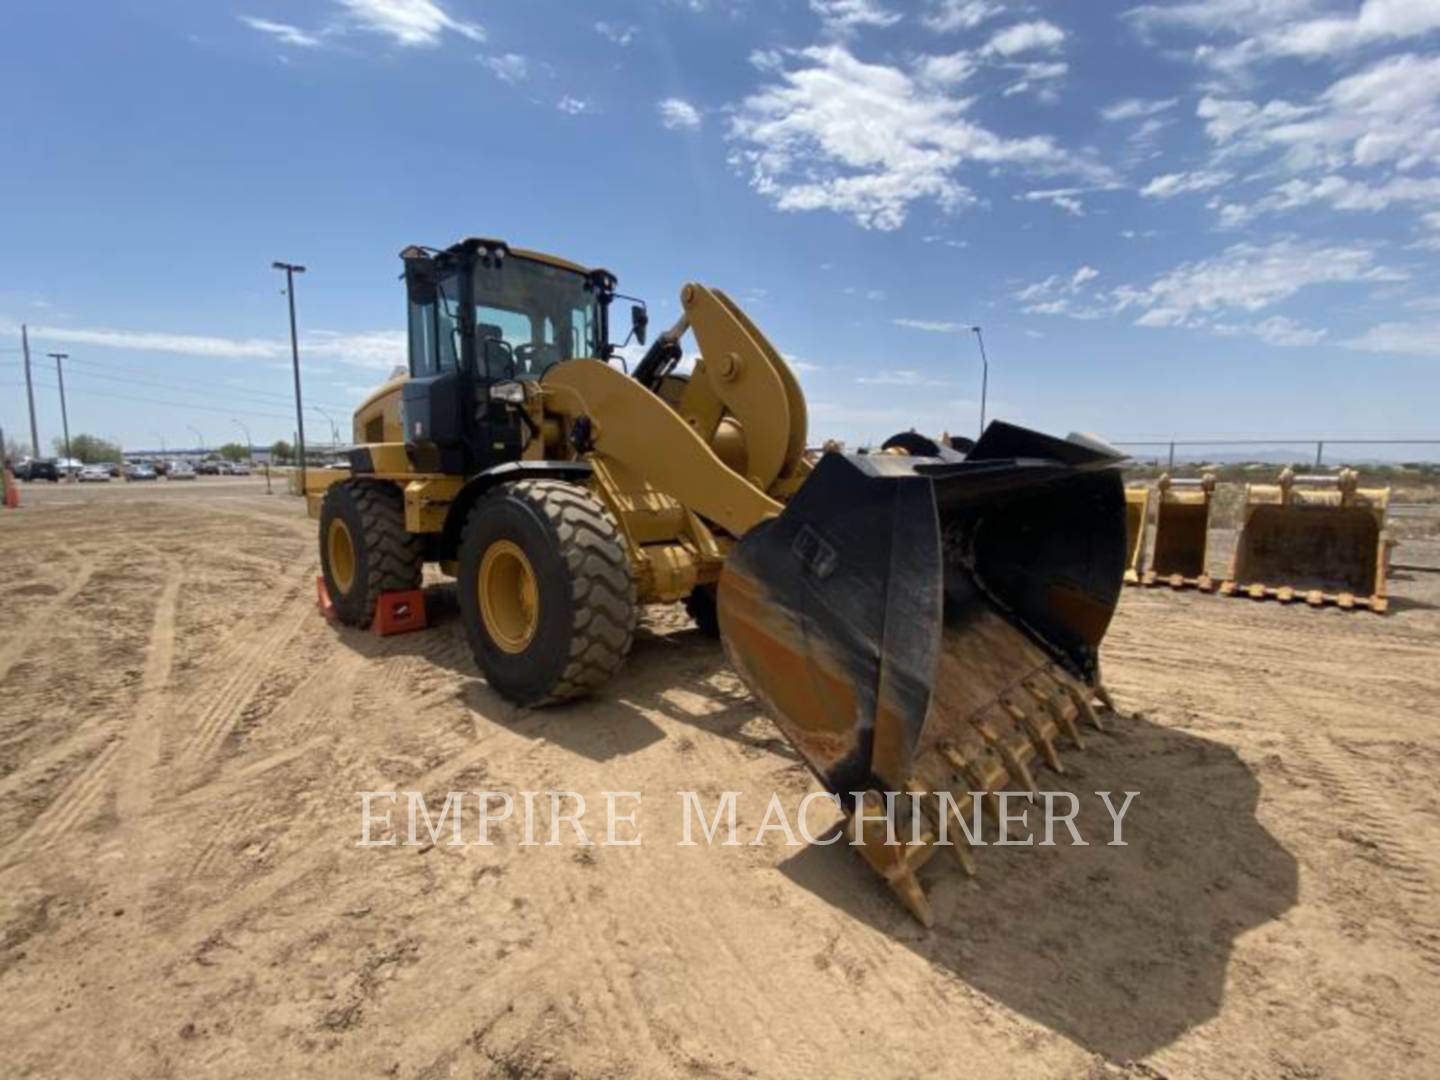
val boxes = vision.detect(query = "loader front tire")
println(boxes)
[319,480,423,626]
[459,480,636,706]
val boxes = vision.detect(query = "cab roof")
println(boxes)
[401,237,604,280]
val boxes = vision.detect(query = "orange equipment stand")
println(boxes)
[2,466,17,509]
[315,577,427,637]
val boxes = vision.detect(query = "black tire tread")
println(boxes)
[330,480,423,624]
[479,480,636,704]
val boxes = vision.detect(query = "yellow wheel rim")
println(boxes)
[327,518,356,594]
[479,539,539,654]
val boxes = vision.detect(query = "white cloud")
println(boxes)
[915,51,976,86]
[855,368,951,386]
[894,318,970,332]
[1111,239,1404,328]
[1344,319,1440,356]
[658,98,702,130]
[1018,187,1089,215]
[924,1,1004,32]
[1191,53,1440,233]
[1212,315,1327,347]
[239,16,323,48]
[1013,265,1105,316]
[1101,97,1177,122]
[5,321,406,369]
[594,21,637,46]
[1177,0,1440,70]
[481,53,528,83]
[728,45,1098,230]
[983,20,1065,57]
[1140,169,1233,198]
[1201,54,1440,172]
[1219,174,1440,227]
[336,0,484,46]
[810,0,902,33]
[557,96,592,115]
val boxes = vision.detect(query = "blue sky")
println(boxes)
[2,0,1438,455]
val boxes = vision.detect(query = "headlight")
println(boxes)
[489,380,526,405]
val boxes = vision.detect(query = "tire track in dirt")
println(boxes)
[7,740,122,859]
[174,603,313,778]
[3,567,182,865]
[0,559,98,685]
[1230,669,1440,971]
[114,568,182,824]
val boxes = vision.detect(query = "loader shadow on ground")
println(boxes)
[327,584,671,762]
[779,711,1300,1062]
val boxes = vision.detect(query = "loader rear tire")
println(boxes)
[319,480,423,627]
[459,480,636,706]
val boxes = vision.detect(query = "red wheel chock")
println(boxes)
[371,589,426,636]
[316,576,337,621]
[315,576,426,636]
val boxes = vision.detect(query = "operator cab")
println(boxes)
[400,237,640,474]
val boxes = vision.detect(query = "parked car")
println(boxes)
[105,462,121,477]
[230,461,252,476]
[17,458,60,482]
[196,460,221,475]
[127,463,157,481]
[168,461,196,480]
[78,464,111,483]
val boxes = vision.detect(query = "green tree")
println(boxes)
[52,433,122,464]
[217,442,250,462]
[270,439,293,463]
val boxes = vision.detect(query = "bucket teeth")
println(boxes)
[1068,683,1107,732]
[847,789,941,927]
[849,660,1116,925]
[1024,674,1085,750]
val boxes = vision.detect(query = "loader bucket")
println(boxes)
[1145,473,1215,589]
[1224,468,1391,612]
[1123,486,1150,584]
[717,422,1127,924]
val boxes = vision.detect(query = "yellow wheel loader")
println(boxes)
[309,236,1130,923]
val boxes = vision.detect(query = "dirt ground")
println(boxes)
[2,478,1438,1079]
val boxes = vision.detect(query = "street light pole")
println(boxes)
[155,432,166,455]
[187,425,204,451]
[314,406,338,449]
[47,353,71,473]
[232,419,253,462]
[272,261,309,495]
[969,326,989,437]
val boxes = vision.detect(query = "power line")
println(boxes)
[0,357,357,414]
[0,376,309,424]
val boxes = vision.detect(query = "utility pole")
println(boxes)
[273,261,309,495]
[969,326,989,437]
[232,419,253,462]
[155,431,166,455]
[21,325,39,458]
[188,425,204,451]
[47,352,71,474]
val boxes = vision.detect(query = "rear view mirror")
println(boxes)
[631,304,648,347]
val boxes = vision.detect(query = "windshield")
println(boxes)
[472,256,603,380]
